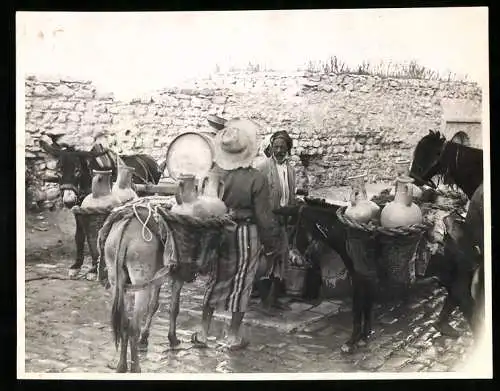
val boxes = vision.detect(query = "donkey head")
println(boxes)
[39,140,108,208]
[409,130,446,188]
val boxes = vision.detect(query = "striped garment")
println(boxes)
[203,223,262,313]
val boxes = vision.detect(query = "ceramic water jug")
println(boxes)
[380,176,423,228]
[112,165,138,203]
[394,159,423,200]
[81,170,121,210]
[344,173,380,223]
[194,170,227,218]
[171,174,199,216]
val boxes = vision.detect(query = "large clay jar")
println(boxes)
[171,174,199,216]
[344,173,380,223]
[81,170,121,209]
[112,165,138,203]
[380,176,423,228]
[194,170,227,218]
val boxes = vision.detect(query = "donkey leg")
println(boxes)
[129,290,150,373]
[359,280,376,345]
[341,277,363,353]
[138,285,161,351]
[168,277,184,347]
[116,320,129,373]
[86,232,100,278]
[69,215,86,276]
[434,294,460,338]
[451,273,476,335]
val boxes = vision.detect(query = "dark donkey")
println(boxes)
[409,130,485,338]
[275,194,482,353]
[275,199,374,353]
[40,138,165,278]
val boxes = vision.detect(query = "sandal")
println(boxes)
[191,332,209,348]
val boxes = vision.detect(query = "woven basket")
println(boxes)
[72,206,113,285]
[72,206,111,264]
[167,220,221,282]
[336,206,429,286]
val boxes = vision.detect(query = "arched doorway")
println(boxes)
[451,131,471,146]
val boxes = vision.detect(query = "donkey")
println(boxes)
[274,199,372,353]
[274,194,482,353]
[39,138,165,278]
[409,130,485,337]
[100,206,225,373]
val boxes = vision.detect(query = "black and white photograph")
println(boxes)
[17,8,491,379]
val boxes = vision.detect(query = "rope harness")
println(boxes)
[93,197,236,292]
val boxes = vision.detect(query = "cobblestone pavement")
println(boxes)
[23,260,476,374]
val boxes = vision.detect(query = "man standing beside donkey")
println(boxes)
[191,117,284,350]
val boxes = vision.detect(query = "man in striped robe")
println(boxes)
[191,118,282,350]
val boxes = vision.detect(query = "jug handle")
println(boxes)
[201,176,208,196]
[404,184,412,206]
[349,190,358,206]
[175,180,184,205]
[218,180,225,199]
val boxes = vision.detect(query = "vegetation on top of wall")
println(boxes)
[302,57,468,82]
[215,56,469,82]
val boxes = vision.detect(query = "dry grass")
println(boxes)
[305,57,467,81]
[214,56,468,81]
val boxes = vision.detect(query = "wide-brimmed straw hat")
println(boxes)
[214,118,260,170]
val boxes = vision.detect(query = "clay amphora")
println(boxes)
[380,176,423,228]
[344,173,380,223]
[195,170,227,217]
[171,174,199,216]
[81,170,121,210]
[112,165,138,203]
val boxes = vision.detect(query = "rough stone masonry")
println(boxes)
[24,71,482,209]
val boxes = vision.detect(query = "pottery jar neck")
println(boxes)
[394,177,414,206]
[116,167,135,189]
[349,176,368,205]
[92,170,113,198]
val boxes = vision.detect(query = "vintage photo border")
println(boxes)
[15,8,493,380]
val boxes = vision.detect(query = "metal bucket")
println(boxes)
[285,266,308,297]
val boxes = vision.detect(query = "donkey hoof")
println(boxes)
[168,334,181,347]
[86,272,97,281]
[130,363,141,373]
[340,343,356,354]
[116,363,128,373]
[68,269,80,278]
[138,340,149,352]
[433,322,461,339]
[357,339,368,347]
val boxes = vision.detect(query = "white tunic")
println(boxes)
[275,162,289,207]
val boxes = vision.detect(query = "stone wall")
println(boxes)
[24,72,482,207]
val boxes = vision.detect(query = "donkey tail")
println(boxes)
[110,218,131,350]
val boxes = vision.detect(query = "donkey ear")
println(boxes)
[39,140,63,156]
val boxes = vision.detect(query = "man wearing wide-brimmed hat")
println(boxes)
[191,118,282,350]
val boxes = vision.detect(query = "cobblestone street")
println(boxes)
[23,260,476,374]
